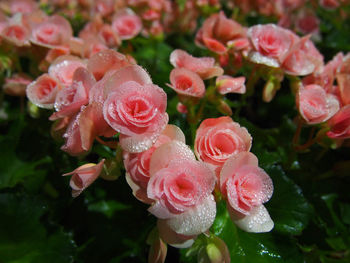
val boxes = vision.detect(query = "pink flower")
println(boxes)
[168,68,205,98]
[176,102,188,114]
[4,74,32,97]
[48,55,87,86]
[124,125,186,204]
[50,67,95,120]
[196,12,240,48]
[195,116,252,175]
[216,75,246,95]
[30,15,72,49]
[297,84,340,124]
[111,8,142,40]
[63,159,105,197]
[319,0,340,9]
[220,152,274,232]
[247,24,297,68]
[1,14,30,47]
[86,49,132,81]
[9,0,37,14]
[282,37,324,76]
[103,65,168,152]
[336,73,350,105]
[327,105,350,139]
[295,9,320,36]
[196,11,246,54]
[147,141,216,235]
[170,49,223,79]
[26,74,60,108]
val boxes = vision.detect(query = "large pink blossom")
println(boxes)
[30,15,72,49]
[247,24,297,68]
[220,152,274,232]
[123,125,186,204]
[195,116,252,176]
[147,140,216,236]
[103,65,168,152]
[297,84,340,124]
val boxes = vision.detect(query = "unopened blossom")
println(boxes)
[63,159,105,197]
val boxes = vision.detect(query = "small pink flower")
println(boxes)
[327,105,350,139]
[1,15,30,47]
[297,84,340,124]
[124,125,186,204]
[169,68,205,98]
[98,24,121,47]
[4,74,32,96]
[216,75,246,95]
[196,11,246,54]
[26,74,60,108]
[220,152,274,232]
[111,8,142,40]
[9,0,37,14]
[176,102,188,114]
[319,0,340,9]
[30,15,72,49]
[195,116,252,175]
[103,66,168,152]
[295,9,320,36]
[247,24,297,68]
[63,159,105,197]
[48,55,87,86]
[170,49,223,79]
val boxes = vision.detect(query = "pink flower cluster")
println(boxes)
[301,53,350,140]
[27,49,168,156]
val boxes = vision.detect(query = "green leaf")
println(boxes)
[0,193,76,263]
[265,165,313,235]
[210,201,304,263]
[87,200,131,219]
[0,118,51,189]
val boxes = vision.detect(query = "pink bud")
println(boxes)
[63,159,105,197]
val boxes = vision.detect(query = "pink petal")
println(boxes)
[216,75,246,95]
[165,195,216,236]
[229,204,274,233]
[87,49,131,80]
[149,141,196,176]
